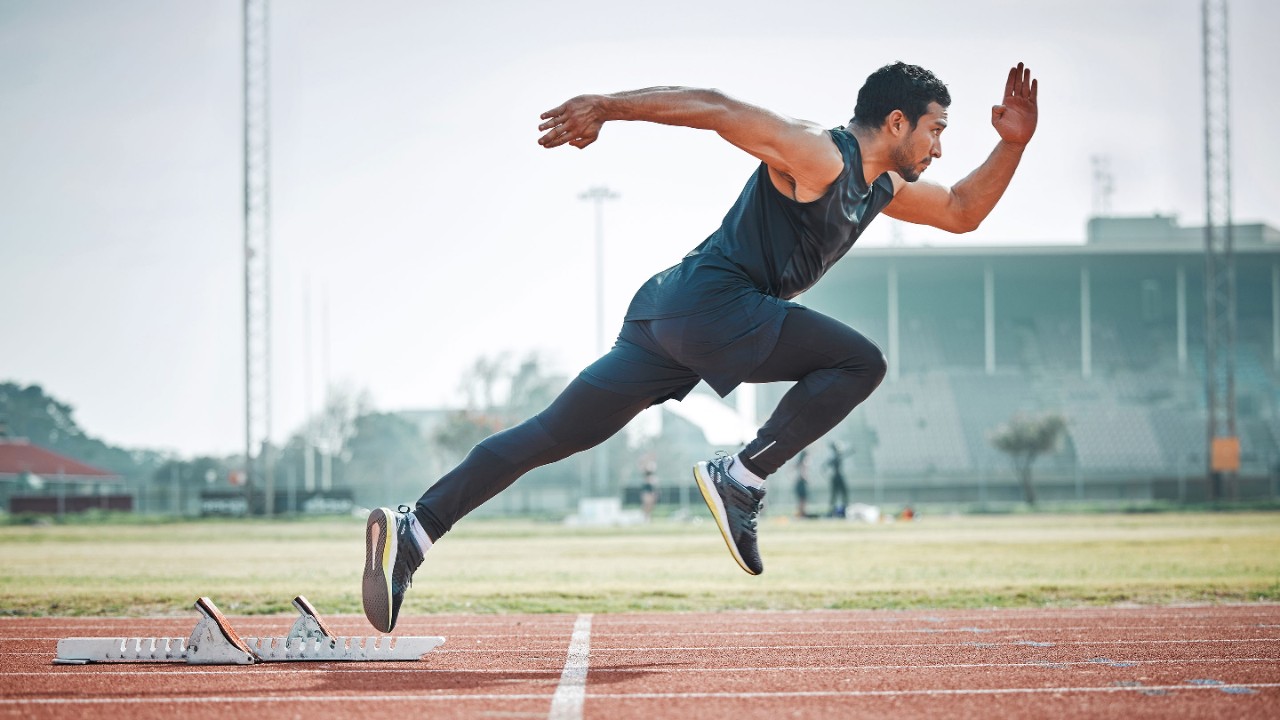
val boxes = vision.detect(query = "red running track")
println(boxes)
[1,605,1277,719]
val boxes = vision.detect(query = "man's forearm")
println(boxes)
[950,140,1027,231]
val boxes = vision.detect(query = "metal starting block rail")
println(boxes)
[54,595,445,665]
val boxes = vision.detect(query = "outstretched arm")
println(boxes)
[538,87,843,201]
[884,63,1039,233]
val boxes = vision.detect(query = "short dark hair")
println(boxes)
[851,62,951,130]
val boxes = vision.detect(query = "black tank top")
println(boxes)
[625,126,895,321]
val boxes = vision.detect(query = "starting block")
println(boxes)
[54,595,445,665]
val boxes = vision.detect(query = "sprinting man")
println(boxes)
[363,61,1038,633]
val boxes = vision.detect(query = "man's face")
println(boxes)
[890,102,947,182]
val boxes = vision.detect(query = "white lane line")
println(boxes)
[367,636,1280,655]
[3,656,1275,678]
[577,637,1280,652]
[581,625,1280,637]
[588,609,1280,624]
[578,683,1280,699]
[547,613,592,720]
[589,656,1280,672]
[3,683,1278,706]
[0,695,555,705]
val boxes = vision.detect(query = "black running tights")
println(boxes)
[415,307,886,541]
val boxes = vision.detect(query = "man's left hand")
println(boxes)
[991,62,1038,146]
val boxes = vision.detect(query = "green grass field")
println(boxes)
[1,512,1277,616]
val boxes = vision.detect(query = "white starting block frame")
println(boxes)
[54,595,445,665]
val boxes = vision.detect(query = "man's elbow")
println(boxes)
[943,215,982,234]
[938,193,985,234]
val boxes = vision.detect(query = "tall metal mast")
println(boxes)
[243,0,273,514]
[580,186,618,496]
[1202,0,1237,497]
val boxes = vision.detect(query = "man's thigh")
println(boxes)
[578,321,701,404]
[745,307,884,384]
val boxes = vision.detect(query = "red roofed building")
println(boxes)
[0,438,118,480]
[0,438,130,514]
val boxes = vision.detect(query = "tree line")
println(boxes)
[4,366,1071,512]
[0,353,574,512]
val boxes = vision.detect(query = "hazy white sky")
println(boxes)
[1,0,1277,457]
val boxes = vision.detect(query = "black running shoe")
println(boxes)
[693,454,766,575]
[362,505,426,633]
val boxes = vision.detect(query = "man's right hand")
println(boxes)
[538,95,607,149]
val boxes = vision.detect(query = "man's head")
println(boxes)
[852,62,950,131]
[851,62,951,182]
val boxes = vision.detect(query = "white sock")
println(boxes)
[730,453,765,489]
[407,512,433,551]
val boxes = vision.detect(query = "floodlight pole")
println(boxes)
[1202,0,1237,498]
[243,0,273,515]
[580,186,619,494]
[580,186,619,358]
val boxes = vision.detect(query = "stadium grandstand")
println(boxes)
[402,215,1278,515]
[781,214,1280,505]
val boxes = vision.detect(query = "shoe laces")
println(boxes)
[711,453,761,532]
[391,505,424,591]
[743,501,760,533]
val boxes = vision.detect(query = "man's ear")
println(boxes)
[885,109,908,138]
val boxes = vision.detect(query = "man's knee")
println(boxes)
[825,348,886,404]
[835,346,887,383]
[865,350,888,385]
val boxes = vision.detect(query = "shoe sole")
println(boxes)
[361,508,396,633]
[693,462,758,576]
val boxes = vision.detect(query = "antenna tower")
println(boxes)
[1202,0,1237,498]
[243,0,274,514]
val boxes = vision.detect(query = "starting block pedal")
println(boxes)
[243,595,445,662]
[54,595,445,665]
[187,596,258,664]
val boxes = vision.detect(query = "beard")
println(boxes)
[891,140,926,182]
